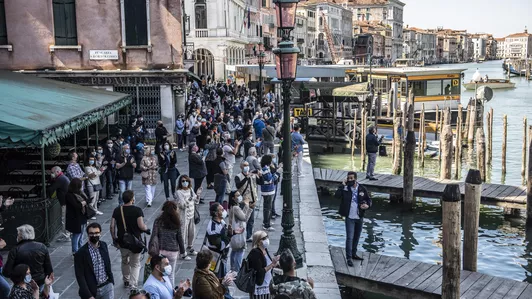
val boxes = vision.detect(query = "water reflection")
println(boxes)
[320,193,532,282]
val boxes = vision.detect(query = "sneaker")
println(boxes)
[90,217,97,220]
[188,249,198,256]
[271,214,276,219]
[124,281,130,288]
[366,176,371,179]
[96,211,103,215]
[347,259,354,267]
[262,225,275,232]
[298,174,305,178]
[369,177,378,181]
[246,237,253,243]
[181,254,191,260]
[147,203,152,207]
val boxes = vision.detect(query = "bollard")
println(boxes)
[454,105,463,179]
[442,184,461,299]
[441,109,452,180]
[476,128,486,181]
[502,114,507,175]
[392,110,402,175]
[463,169,482,272]
[403,93,415,206]
[468,105,476,145]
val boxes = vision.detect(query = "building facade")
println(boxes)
[496,38,506,59]
[345,0,405,61]
[503,29,532,59]
[354,20,392,64]
[185,0,272,81]
[0,0,187,132]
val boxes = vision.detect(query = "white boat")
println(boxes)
[463,79,515,90]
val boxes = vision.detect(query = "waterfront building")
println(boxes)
[402,26,437,64]
[185,0,273,81]
[503,28,532,59]
[354,20,392,64]
[471,35,487,61]
[496,38,506,59]
[295,7,317,65]
[0,0,187,133]
[343,0,405,61]
[301,0,353,64]
[486,36,498,60]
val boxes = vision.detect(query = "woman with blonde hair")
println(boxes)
[175,174,201,256]
[140,145,158,207]
[246,231,280,299]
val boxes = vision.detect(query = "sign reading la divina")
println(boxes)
[51,76,184,86]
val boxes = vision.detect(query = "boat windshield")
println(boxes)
[410,79,460,96]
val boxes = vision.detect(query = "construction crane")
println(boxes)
[320,10,340,64]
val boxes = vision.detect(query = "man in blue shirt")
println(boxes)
[143,254,186,299]
[334,172,372,266]
[291,125,306,178]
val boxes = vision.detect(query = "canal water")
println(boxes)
[312,60,532,287]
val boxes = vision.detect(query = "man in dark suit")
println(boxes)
[334,171,372,266]
[74,222,114,299]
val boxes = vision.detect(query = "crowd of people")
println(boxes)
[0,78,326,299]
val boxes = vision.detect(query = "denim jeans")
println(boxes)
[0,267,10,298]
[230,248,245,272]
[271,184,278,215]
[246,209,255,240]
[262,195,273,228]
[215,179,227,204]
[162,168,178,199]
[71,223,86,254]
[104,169,114,198]
[118,179,133,205]
[367,153,377,178]
[96,282,114,299]
[345,218,363,259]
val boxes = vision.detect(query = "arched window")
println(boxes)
[318,33,324,46]
[195,0,207,29]
[319,17,323,26]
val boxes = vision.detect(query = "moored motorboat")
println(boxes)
[463,79,515,90]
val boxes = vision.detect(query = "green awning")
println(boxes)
[332,82,370,97]
[0,71,131,148]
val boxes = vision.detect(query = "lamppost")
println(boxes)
[257,42,266,98]
[273,0,303,268]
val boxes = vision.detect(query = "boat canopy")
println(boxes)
[332,82,370,97]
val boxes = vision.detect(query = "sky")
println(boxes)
[401,0,531,38]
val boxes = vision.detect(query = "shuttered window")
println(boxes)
[0,0,7,44]
[124,0,148,46]
[53,0,78,45]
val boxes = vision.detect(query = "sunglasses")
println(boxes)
[181,181,189,183]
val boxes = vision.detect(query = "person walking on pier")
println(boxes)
[365,126,382,181]
[335,172,372,266]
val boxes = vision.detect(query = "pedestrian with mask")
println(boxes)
[227,191,252,272]
[175,175,201,257]
[334,172,372,266]
[65,178,90,254]
[143,254,188,299]
[140,146,159,207]
[159,141,180,201]
[212,148,229,204]
[235,161,260,242]
[116,144,136,206]
[103,139,118,200]
[74,222,114,299]
[85,155,105,217]
[365,126,382,180]
[247,231,280,299]
[175,115,186,151]
[155,120,170,154]
[188,143,207,204]
[48,166,71,240]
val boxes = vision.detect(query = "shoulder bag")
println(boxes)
[191,189,201,225]
[120,206,146,254]
[235,258,256,293]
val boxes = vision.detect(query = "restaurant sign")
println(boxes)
[89,50,119,60]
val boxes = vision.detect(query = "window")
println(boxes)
[0,0,6,45]
[124,0,148,45]
[442,79,460,95]
[52,0,78,45]
[426,80,442,96]
[195,0,207,29]
[262,0,267,7]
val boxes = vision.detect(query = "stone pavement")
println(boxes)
[1,148,338,298]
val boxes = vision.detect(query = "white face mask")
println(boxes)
[164,145,170,151]
[108,143,113,148]
[24,274,31,284]
[51,173,56,179]
[262,238,270,248]
[162,265,172,276]
[243,166,250,173]
[237,195,243,203]
[182,181,189,188]
[89,160,95,165]
[222,210,228,218]
[98,149,103,154]
[151,151,155,155]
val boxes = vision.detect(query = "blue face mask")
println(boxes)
[24,274,31,284]
[125,149,130,154]
[89,160,95,165]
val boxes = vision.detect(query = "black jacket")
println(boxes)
[248,247,273,286]
[189,152,207,179]
[65,192,88,234]
[366,133,380,154]
[334,183,372,219]
[3,240,53,286]
[74,241,114,299]
[48,174,70,206]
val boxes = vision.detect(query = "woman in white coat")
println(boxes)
[175,174,202,256]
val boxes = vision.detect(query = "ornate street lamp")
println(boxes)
[273,0,302,268]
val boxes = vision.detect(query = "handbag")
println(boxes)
[190,189,201,225]
[120,206,146,254]
[148,222,160,256]
[85,204,97,219]
[235,258,256,293]
[143,256,153,283]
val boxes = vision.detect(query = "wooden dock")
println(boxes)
[330,246,532,299]
[313,168,527,205]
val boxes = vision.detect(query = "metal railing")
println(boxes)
[195,29,208,38]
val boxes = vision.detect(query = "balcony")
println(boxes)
[195,29,208,38]
[297,38,305,44]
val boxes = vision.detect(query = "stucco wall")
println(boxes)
[0,0,182,70]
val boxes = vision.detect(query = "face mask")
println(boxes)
[243,166,250,173]
[24,274,31,284]
[151,151,155,155]
[222,210,228,219]
[51,173,56,179]
[89,236,100,244]
[89,160,95,165]
[347,180,355,187]
[182,181,189,188]
[125,149,130,154]
[237,195,243,203]
[230,119,234,122]
[119,141,124,145]
[162,265,172,276]
[248,137,252,140]
[98,149,103,154]
[91,152,96,156]
[262,238,270,248]
[164,145,170,151]
[108,144,113,148]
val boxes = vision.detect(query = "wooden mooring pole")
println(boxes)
[441,109,453,180]
[468,105,476,145]
[351,109,358,158]
[361,108,367,170]
[464,105,471,142]
[420,104,426,167]
[486,110,492,166]
[454,105,463,180]
[463,169,482,272]
[435,105,440,141]
[527,125,532,226]
[442,184,461,299]
[476,127,486,181]
[418,104,425,158]
[387,88,393,118]
[392,110,402,175]
[502,114,508,175]
[522,116,528,178]
[403,92,415,206]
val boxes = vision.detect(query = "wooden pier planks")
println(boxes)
[314,168,526,204]
[330,246,531,299]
